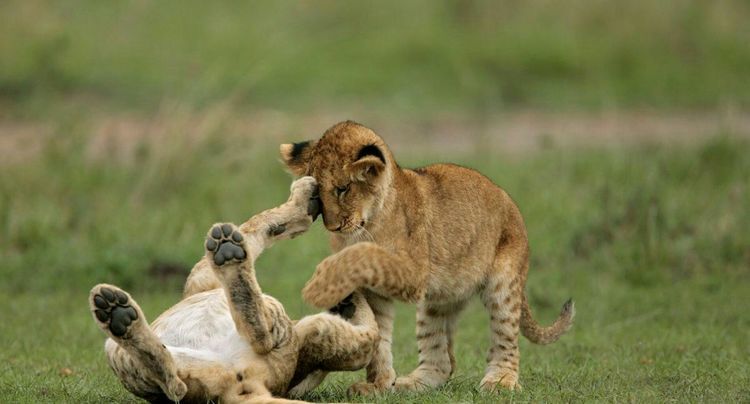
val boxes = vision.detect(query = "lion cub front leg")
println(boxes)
[302,242,426,309]
[238,176,319,253]
[205,222,293,355]
[183,176,318,299]
[301,244,427,396]
[204,176,319,355]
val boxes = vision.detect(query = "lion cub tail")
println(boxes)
[520,294,575,345]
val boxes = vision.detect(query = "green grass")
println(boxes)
[1,122,749,402]
[2,0,750,114]
[2,1,749,401]
[2,280,748,403]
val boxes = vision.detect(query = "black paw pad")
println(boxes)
[94,309,109,322]
[268,223,286,237]
[206,224,247,266]
[308,187,321,221]
[221,224,233,237]
[329,293,356,320]
[110,306,138,337]
[100,287,115,302]
[94,295,109,310]
[214,242,245,265]
[92,287,139,338]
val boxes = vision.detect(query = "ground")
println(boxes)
[2,1,750,401]
[1,119,748,402]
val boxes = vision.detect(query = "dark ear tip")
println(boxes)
[356,144,386,164]
[280,140,316,176]
[290,141,311,162]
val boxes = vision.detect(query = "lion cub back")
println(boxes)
[404,163,524,279]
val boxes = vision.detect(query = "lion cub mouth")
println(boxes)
[337,221,369,237]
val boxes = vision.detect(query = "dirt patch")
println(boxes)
[0,122,53,164]
[1,107,748,165]
[384,108,750,155]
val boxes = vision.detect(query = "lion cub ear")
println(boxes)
[348,144,386,182]
[280,140,317,176]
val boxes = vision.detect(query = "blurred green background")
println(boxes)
[1,1,748,402]
[3,0,750,112]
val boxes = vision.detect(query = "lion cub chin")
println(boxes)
[89,177,378,403]
[280,121,575,394]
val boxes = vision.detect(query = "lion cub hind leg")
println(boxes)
[291,293,379,397]
[479,272,523,392]
[286,370,328,399]
[89,284,187,402]
[297,292,379,370]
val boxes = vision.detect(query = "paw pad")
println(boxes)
[268,223,286,237]
[206,223,246,266]
[92,287,138,338]
[308,187,321,221]
[329,293,356,319]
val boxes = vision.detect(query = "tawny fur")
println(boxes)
[89,177,379,403]
[280,121,575,393]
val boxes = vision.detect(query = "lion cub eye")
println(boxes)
[335,184,351,197]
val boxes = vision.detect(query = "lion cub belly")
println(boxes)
[151,289,258,366]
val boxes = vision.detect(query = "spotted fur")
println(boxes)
[89,177,378,403]
[280,122,575,393]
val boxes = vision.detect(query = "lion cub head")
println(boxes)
[280,121,393,234]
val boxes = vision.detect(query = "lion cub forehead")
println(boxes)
[318,122,381,150]
[310,125,380,163]
[311,163,349,186]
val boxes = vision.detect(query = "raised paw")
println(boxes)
[262,177,319,241]
[289,176,318,209]
[288,176,321,222]
[90,285,139,339]
[302,256,357,309]
[205,223,246,266]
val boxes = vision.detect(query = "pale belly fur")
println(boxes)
[148,289,258,368]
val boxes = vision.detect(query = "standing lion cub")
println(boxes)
[280,121,575,393]
[89,177,379,403]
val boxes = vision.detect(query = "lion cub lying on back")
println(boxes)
[89,177,378,403]
[280,121,575,393]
